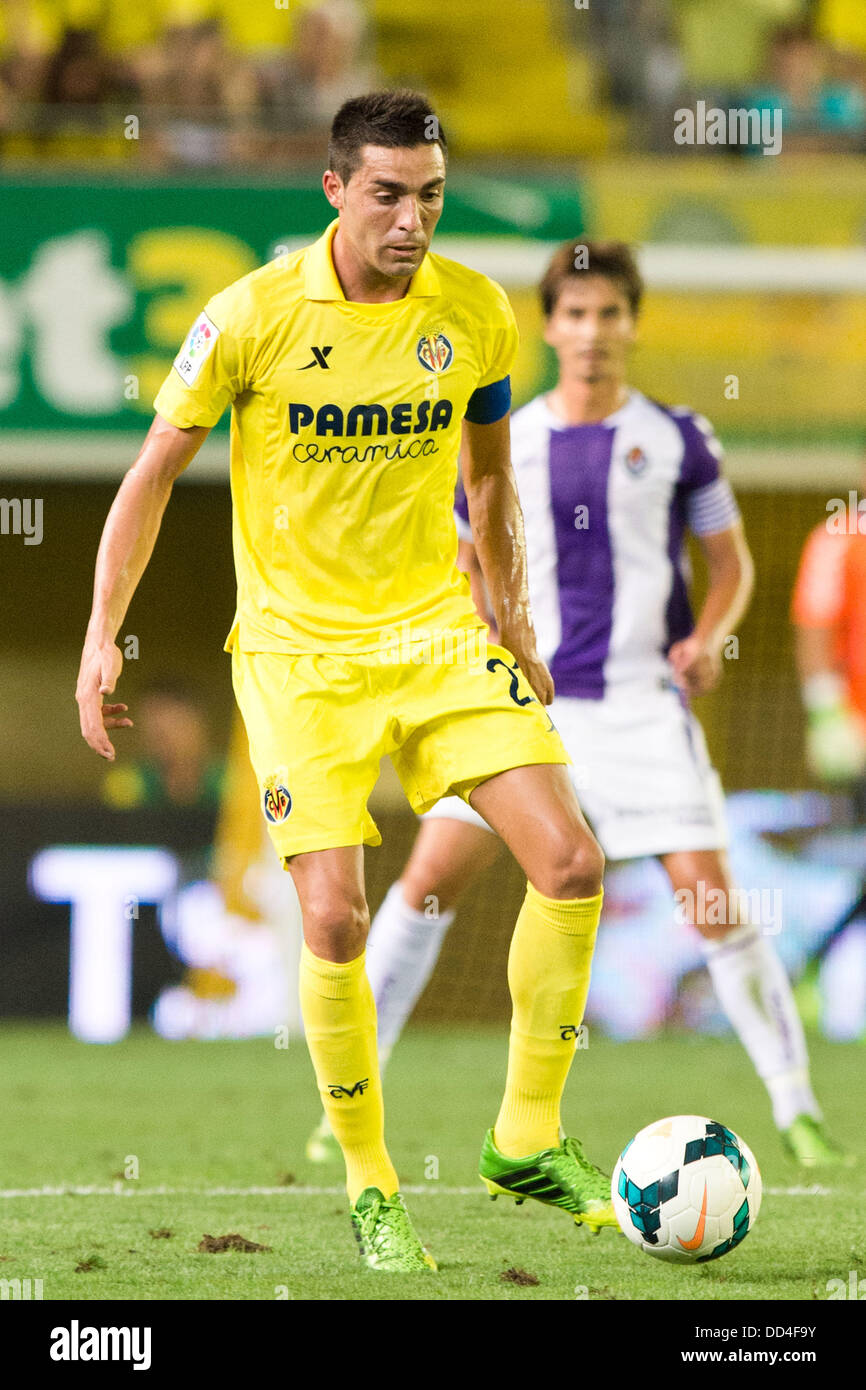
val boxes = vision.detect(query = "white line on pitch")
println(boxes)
[0,1183,833,1199]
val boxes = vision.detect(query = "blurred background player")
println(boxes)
[101,676,223,810]
[792,458,866,794]
[309,238,850,1169]
[100,681,303,1038]
[790,457,866,1042]
[152,707,305,1042]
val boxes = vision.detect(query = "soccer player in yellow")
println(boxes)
[76,90,615,1272]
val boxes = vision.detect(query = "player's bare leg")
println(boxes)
[401,817,503,912]
[369,817,501,1054]
[288,845,436,1269]
[661,848,850,1166]
[469,763,602,898]
[288,844,369,963]
[469,763,617,1229]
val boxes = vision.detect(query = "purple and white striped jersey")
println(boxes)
[456,390,740,698]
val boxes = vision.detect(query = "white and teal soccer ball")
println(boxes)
[612,1115,762,1264]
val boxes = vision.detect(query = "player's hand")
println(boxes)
[806,703,866,783]
[502,632,555,705]
[668,636,722,697]
[75,637,133,760]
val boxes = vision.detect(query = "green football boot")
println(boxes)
[780,1114,855,1168]
[350,1188,438,1272]
[305,1114,342,1164]
[479,1128,619,1232]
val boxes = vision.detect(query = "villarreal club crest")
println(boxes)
[263,775,292,824]
[417,332,453,374]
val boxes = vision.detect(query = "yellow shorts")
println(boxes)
[231,639,570,859]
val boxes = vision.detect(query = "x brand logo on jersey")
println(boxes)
[300,346,333,369]
[328,1078,369,1099]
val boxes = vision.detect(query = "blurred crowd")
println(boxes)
[0,0,377,167]
[1,0,865,165]
[584,0,866,153]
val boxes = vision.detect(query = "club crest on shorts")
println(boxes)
[624,445,648,476]
[262,776,292,824]
[417,332,453,373]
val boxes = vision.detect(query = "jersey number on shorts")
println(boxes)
[487,655,556,733]
[487,656,533,706]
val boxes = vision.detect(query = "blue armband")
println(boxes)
[464,376,511,425]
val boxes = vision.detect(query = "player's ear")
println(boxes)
[322,169,343,211]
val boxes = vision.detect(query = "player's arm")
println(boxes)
[460,414,552,703]
[456,537,498,637]
[668,521,754,697]
[76,414,210,760]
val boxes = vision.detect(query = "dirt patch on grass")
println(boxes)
[499,1266,539,1286]
[197,1233,272,1253]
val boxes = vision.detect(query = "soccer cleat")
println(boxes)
[479,1128,619,1232]
[350,1188,437,1271]
[305,1114,342,1164]
[780,1114,855,1168]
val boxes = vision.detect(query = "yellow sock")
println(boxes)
[494,883,602,1158]
[299,943,398,1203]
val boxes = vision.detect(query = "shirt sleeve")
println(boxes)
[675,410,724,490]
[791,524,848,627]
[475,278,519,390]
[153,294,247,429]
[674,409,742,534]
[686,478,741,535]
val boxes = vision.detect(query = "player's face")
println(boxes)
[544,277,636,384]
[325,143,446,280]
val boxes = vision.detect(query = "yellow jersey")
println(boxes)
[154,218,518,655]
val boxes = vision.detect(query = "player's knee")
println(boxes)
[535,831,605,900]
[302,894,370,960]
[401,865,451,915]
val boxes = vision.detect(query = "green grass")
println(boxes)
[0,1023,863,1301]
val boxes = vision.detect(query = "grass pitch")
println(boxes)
[0,1022,863,1302]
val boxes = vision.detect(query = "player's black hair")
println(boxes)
[328,89,447,185]
[540,240,644,319]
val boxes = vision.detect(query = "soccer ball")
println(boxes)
[612,1115,762,1264]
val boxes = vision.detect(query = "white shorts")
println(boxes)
[422,681,728,861]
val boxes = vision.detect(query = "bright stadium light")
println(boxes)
[28,847,178,1043]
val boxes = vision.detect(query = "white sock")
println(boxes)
[703,923,820,1129]
[366,881,455,1066]
[819,923,866,1041]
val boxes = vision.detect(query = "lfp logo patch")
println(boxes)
[173,312,220,386]
[417,332,453,373]
[624,445,648,476]
[262,777,292,824]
